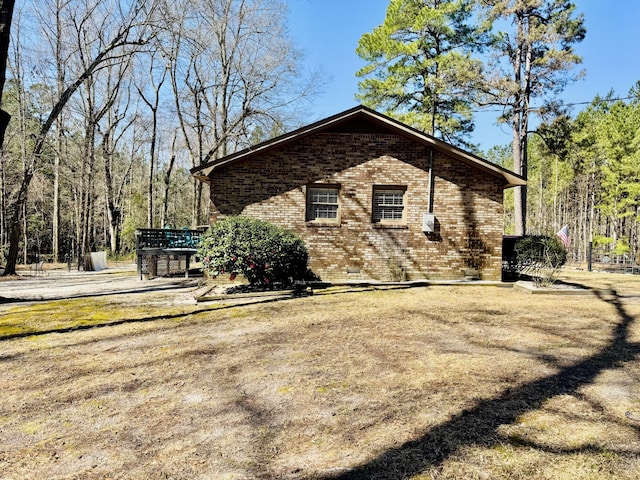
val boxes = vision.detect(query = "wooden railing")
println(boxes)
[135,228,204,279]
[135,228,202,251]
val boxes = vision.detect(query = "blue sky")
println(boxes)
[287,0,640,153]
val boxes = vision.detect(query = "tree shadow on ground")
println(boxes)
[0,282,430,342]
[0,294,289,342]
[321,287,640,480]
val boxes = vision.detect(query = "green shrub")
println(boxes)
[515,234,567,286]
[613,239,630,255]
[197,216,309,286]
[592,235,613,248]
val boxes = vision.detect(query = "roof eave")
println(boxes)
[191,105,527,188]
[362,117,527,189]
[190,105,369,179]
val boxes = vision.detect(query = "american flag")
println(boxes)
[556,225,570,249]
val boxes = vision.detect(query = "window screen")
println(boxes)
[307,186,339,221]
[373,187,405,222]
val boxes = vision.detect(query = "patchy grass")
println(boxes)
[0,269,639,479]
[0,296,211,339]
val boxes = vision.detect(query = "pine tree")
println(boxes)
[356,0,483,149]
[477,0,585,235]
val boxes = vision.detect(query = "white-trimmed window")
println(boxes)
[306,185,340,222]
[373,186,406,223]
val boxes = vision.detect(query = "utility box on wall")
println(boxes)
[422,213,436,233]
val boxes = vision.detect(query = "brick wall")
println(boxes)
[207,132,505,281]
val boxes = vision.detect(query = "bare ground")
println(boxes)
[0,266,639,479]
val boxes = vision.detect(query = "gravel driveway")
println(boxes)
[0,264,202,305]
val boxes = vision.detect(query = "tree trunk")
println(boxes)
[103,134,119,253]
[4,168,31,274]
[147,124,158,228]
[52,0,65,263]
[512,112,526,236]
[53,134,61,262]
[161,132,177,228]
[0,0,15,148]
[78,116,96,267]
[137,60,167,230]
[0,144,5,247]
[147,121,155,228]
[0,0,14,271]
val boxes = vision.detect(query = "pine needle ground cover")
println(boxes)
[1,270,639,479]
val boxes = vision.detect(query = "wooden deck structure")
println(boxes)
[135,228,203,279]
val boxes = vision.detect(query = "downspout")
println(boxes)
[428,148,435,214]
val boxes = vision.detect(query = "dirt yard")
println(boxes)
[1,267,639,479]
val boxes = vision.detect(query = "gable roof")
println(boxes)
[190,105,526,188]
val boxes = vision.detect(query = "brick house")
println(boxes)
[191,106,525,281]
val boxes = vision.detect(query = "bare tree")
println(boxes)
[100,61,137,254]
[72,1,149,266]
[2,0,155,275]
[34,0,74,262]
[161,131,178,228]
[134,50,168,229]
[160,0,322,226]
[2,0,320,272]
